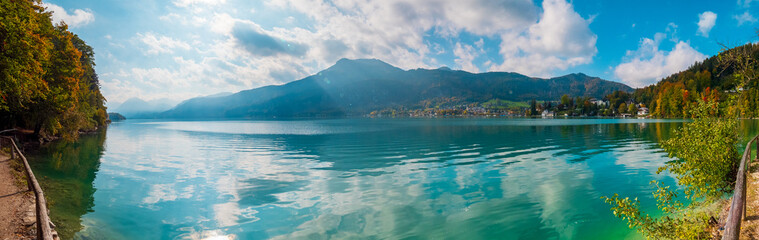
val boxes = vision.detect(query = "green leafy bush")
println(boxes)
[603,99,739,239]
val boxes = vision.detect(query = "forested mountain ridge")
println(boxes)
[159,58,632,119]
[631,42,759,118]
[0,1,107,140]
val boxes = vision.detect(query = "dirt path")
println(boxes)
[0,153,35,240]
[740,161,759,239]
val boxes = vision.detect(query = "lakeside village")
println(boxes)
[368,93,650,118]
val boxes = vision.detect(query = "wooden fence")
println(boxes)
[0,136,55,240]
[723,135,759,240]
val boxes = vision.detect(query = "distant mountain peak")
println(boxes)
[553,72,601,80]
[571,72,587,77]
[122,97,148,104]
[316,58,404,80]
[328,58,401,72]
[335,58,384,64]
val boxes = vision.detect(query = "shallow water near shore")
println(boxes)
[27,118,696,239]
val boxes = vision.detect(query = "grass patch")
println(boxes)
[8,157,29,190]
[481,99,529,109]
[1,147,29,190]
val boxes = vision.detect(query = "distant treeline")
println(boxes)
[0,0,107,140]
[371,39,759,118]
[631,42,759,118]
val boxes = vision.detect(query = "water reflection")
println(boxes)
[27,130,106,240]
[32,119,691,239]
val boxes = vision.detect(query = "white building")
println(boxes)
[637,107,649,116]
[542,110,555,118]
[590,98,607,106]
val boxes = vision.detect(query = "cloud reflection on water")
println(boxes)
[74,119,682,239]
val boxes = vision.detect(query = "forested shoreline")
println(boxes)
[0,0,107,141]
[631,42,759,118]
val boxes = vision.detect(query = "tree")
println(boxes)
[0,0,51,124]
[560,94,571,110]
[618,102,627,114]
[717,43,758,92]
[604,100,739,239]
[0,1,107,140]
[628,103,637,114]
[27,24,84,137]
[607,91,631,111]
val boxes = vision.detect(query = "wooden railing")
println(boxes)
[723,135,759,240]
[0,136,55,240]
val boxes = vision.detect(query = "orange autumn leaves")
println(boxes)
[0,0,106,140]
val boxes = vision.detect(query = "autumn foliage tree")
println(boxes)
[631,42,759,118]
[0,0,107,140]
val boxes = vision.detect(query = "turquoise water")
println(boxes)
[27,118,690,239]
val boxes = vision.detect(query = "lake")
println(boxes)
[28,118,694,239]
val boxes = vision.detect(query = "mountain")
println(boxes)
[203,92,234,98]
[160,58,633,119]
[114,98,179,118]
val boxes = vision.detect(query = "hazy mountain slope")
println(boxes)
[160,58,633,118]
[114,98,178,118]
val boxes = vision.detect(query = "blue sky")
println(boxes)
[41,0,759,106]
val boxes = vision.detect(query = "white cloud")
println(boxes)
[103,0,599,102]
[734,11,757,26]
[159,13,181,21]
[614,36,706,88]
[209,13,238,35]
[173,0,226,7]
[525,0,596,57]
[697,11,717,37]
[269,0,595,77]
[738,0,756,7]
[136,32,191,55]
[453,42,480,72]
[664,22,678,42]
[159,12,209,27]
[192,16,208,25]
[490,0,597,76]
[40,3,94,28]
[101,48,297,103]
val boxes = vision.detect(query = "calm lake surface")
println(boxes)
[28,118,700,239]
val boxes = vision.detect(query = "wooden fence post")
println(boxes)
[723,136,757,240]
[745,147,750,221]
[745,171,748,221]
[10,140,14,159]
